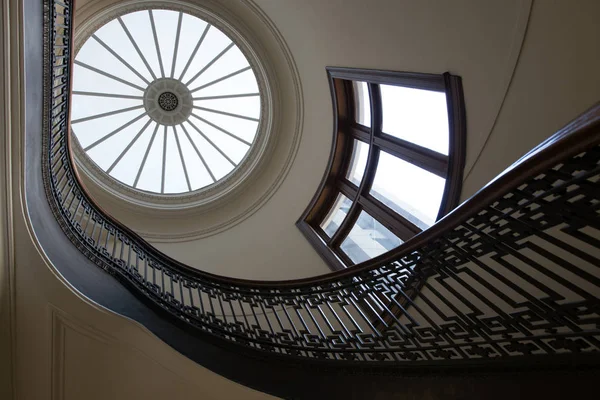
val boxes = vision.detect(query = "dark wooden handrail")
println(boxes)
[41,0,600,376]
[70,101,600,288]
[68,96,600,287]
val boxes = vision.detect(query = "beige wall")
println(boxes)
[461,0,600,197]
[77,0,600,281]
[12,221,278,400]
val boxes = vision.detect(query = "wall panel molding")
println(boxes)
[1,0,20,398]
[48,306,274,400]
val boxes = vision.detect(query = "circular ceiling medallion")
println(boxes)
[71,7,266,196]
[158,92,178,111]
[144,78,192,125]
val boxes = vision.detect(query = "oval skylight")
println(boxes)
[71,9,261,194]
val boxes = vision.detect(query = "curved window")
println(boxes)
[71,9,261,194]
[298,68,466,270]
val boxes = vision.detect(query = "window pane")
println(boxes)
[381,84,449,155]
[353,81,371,127]
[370,151,446,229]
[320,193,352,237]
[340,211,402,264]
[346,140,369,186]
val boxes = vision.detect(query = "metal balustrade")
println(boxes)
[42,0,600,366]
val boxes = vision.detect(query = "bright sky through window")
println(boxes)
[71,9,261,194]
[381,84,448,155]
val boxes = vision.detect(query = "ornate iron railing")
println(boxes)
[43,0,600,366]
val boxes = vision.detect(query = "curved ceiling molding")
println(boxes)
[72,0,305,242]
[461,0,533,182]
[72,1,271,205]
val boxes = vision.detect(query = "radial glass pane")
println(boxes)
[320,194,352,238]
[135,128,164,192]
[340,211,402,264]
[109,122,157,186]
[346,139,369,186]
[72,8,262,195]
[370,151,446,229]
[353,81,371,127]
[380,84,449,155]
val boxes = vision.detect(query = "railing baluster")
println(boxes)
[40,0,600,365]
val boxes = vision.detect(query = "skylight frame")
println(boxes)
[70,7,264,197]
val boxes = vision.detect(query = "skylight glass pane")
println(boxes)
[353,81,371,127]
[370,151,446,229]
[340,211,402,264]
[71,109,145,150]
[193,118,249,164]
[196,69,259,97]
[136,128,164,192]
[195,96,260,119]
[177,126,214,190]
[76,38,147,88]
[110,123,156,186]
[94,15,153,82]
[152,10,179,78]
[164,127,189,193]
[190,45,249,90]
[70,95,142,122]
[173,14,208,80]
[72,9,262,196]
[346,139,369,186]
[381,84,449,155]
[182,121,233,180]
[182,26,231,85]
[193,112,258,143]
[72,64,143,96]
[86,116,152,170]
[320,194,352,237]
[120,11,163,78]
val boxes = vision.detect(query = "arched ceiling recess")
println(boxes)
[71,0,303,241]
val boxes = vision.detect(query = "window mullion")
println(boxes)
[361,83,382,196]
[333,247,354,267]
[347,124,370,141]
[329,205,360,248]
[359,194,421,241]
[329,83,381,250]
[338,180,358,199]
[373,135,448,178]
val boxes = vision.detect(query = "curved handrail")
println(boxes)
[43,0,600,367]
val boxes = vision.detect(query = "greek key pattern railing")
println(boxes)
[43,0,600,364]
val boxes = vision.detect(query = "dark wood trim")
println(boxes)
[359,194,422,239]
[338,179,359,199]
[295,72,352,272]
[296,222,346,271]
[329,199,361,248]
[328,67,445,92]
[347,124,371,142]
[297,78,353,226]
[437,73,467,219]
[297,68,467,271]
[373,135,448,178]
[328,83,380,251]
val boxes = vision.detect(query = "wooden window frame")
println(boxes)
[297,67,466,271]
